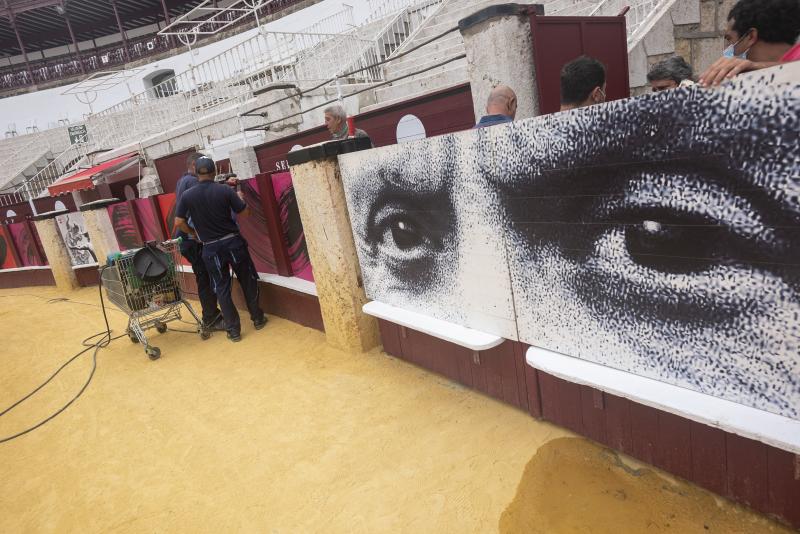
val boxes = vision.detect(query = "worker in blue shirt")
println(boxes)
[174,153,224,332]
[175,156,267,342]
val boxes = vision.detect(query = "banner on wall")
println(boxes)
[107,202,143,251]
[8,222,44,267]
[269,172,313,282]
[133,198,163,242]
[238,178,279,275]
[0,225,19,269]
[339,65,800,421]
[55,212,97,267]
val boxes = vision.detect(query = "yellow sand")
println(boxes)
[0,287,793,533]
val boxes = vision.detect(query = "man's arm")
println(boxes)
[699,57,780,86]
[175,196,197,237]
[230,188,250,216]
[174,217,196,238]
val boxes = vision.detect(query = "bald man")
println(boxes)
[474,85,517,129]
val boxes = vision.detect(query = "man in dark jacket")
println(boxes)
[175,152,223,331]
[175,156,266,342]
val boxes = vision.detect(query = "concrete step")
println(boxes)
[375,62,468,102]
[362,68,468,113]
[386,41,465,78]
[386,34,464,70]
[388,55,468,85]
[401,0,551,49]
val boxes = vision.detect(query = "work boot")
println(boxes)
[253,316,268,330]
[227,331,242,343]
[202,312,225,332]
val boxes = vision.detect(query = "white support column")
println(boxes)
[459,4,545,122]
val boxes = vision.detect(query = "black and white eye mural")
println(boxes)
[340,65,800,420]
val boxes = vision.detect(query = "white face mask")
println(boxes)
[723,30,752,58]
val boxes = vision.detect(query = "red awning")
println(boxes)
[48,153,138,197]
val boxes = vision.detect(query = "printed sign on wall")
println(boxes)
[55,212,96,266]
[340,65,800,420]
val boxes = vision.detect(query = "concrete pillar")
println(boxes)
[229,145,261,180]
[459,4,544,122]
[79,199,120,265]
[287,139,379,353]
[137,166,164,198]
[31,209,80,292]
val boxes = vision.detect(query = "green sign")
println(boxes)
[68,124,88,145]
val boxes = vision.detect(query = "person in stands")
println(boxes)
[174,152,224,332]
[699,0,800,86]
[474,85,517,128]
[559,56,607,111]
[647,56,695,92]
[175,156,266,342]
[324,104,369,140]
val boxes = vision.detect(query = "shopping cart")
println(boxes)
[100,238,208,360]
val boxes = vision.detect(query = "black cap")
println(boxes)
[195,156,215,175]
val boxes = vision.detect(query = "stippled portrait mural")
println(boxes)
[340,64,800,420]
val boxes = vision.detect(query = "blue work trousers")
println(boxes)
[201,235,264,336]
[179,238,220,325]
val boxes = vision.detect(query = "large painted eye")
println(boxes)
[622,211,727,274]
[372,205,444,263]
[385,216,426,251]
[364,194,456,285]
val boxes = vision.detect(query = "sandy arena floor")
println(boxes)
[0,287,794,533]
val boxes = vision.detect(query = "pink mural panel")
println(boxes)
[133,198,162,242]
[8,222,45,266]
[270,172,313,282]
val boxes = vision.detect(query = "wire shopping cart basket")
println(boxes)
[100,238,208,360]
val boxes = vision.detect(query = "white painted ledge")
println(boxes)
[526,346,800,454]
[258,273,317,296]
[177,265,318,297]
[0,265,51,273]
[72,262,99,270]
[363,300,504,352]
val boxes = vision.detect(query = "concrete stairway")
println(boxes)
[362,0,599,111]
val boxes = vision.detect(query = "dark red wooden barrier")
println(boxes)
[529,15,631,114]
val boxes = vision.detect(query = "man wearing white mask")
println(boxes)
[700,0,800,86]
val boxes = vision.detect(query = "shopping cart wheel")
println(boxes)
[155,322,167,334]
[200,331,211,340]
[127,330,139,343]
[146,346,161,360]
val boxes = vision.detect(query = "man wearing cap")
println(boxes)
[174,152,224,332]
[174,156,267,342]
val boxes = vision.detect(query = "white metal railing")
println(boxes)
[0,0,442,204]
[589,0,672,46]
[0,142,89,206]
[88,0,436,146]
[160,0,269,36]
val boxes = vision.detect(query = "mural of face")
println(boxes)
[340,65,800,419]
[492,69,800,419]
